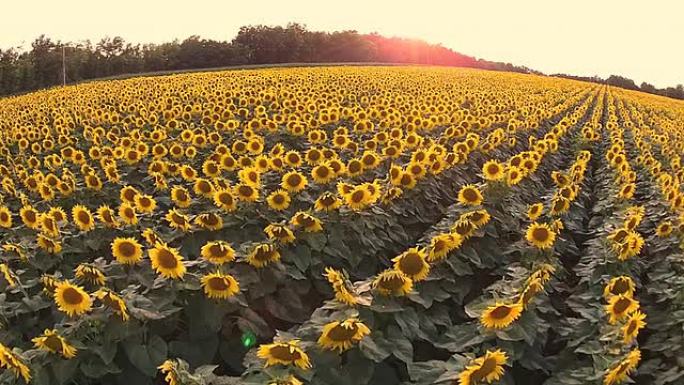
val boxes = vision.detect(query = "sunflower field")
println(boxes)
[1,66,684,385]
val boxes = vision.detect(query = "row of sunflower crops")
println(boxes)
[1,66,683,385]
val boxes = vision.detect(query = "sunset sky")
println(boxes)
[2,0,682,88]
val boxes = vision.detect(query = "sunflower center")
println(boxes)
[270,345,302,361]
[470,357,497,381]
[78,211,91,224]
[380,274,405,290]
[44,334,64,352]
[532,228,549,242]
[25,210,37,222]
[490,305,512,319]
[219,192,233,205]
[157,249,179,269]
[202,215,219,226]
[119,241,136,257]
[487,164,500,174]
[207,277,230,291]
[254,246,274,261]
[272,194,285,204]
[316,167,329,178]
[62,287,84,305]
[626,319,637,335]
[239,185,254,196]
[455,222,473,235]
[614,297,632,314]
[209,244,226,257]
[399,252,424,275]
[611,279,630,295]
[351,190,366,203]
[463,188,479,202]
[287,174,302,186]
[0,212,8,221]
[327,324,359,341]
[349,162,361,173]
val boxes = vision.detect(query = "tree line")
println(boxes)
[552,73,684,100]
[0,23,681,100]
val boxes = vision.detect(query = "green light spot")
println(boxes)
[241,331,256,348]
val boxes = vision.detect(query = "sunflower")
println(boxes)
[0,264,16,287]
[200,241,236,264]
[550,196,570,216]
[149,243,186,279]
[525,222,556,250]
[54,281,92,317]
[267,375,303,385]
[32,329,77,358]
[201,271,240,299]
[37,234,62,254]
[213,188,237,212]
[120,185,140,204]
[264,224,296,243]
[290,212,323,232]
[134,194,157,214]
[373,269,413,296]
[618,183,635,200]
[267,189,291,211]
[194,213,223,231]
[453,217,475,239]
[118,202,138,226]
[48,206,68,223]
[603,276,635,299]
[0,206,12,228]
[458,184,484,206]
[344,185,373,211]
[111,237,143,265]
[281,171,308,193]
[158,359,179,385]
[170,186,192,208]
[315,192,342,212]
[482,160,505,181]
[458,349,508,385]
[39,214,60,238]
[324,267,359,305]
[257,340,311,370]
[480,301,523,329]
[318,318,371,353]
[656,221,673,237]
[142,228,161,246]
[603,349,641,385]
[97,205,119,228]
[234,184,259,202]
[247,243,281,268]
[94,288,130,321]
[527,203,544,221]
[463,209,492,228]
[312,163,335,184]
[392,248,430,281]
[20,205,40,229]
[165,209,192,232]
[605,294,639,324]
[519,278,544,308]
[75,264,106,286]
[0,342,32,382]
[622,310,646,344]
[506,166,524,186]
[616,232,644,261]
[426,232,463,262]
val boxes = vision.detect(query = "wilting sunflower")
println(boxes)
[149,243,186,279]
[482,160,505,181]
[324,267,359,305]
[603,348,641,385]
[37,233,62,254]
[605,294,640,324]
[0,342,32,382]
[264,224,296,243]
[426,232,463,262]
[525,222,557,250]
[158,359,179,385]
[94,288,129,321]
[165,209,192,232]
[622,310,646,344]
[111,237,143,265]
[392,247,430,281]
[458,184,484,206]
[257,340,311,370]
[201,271,240,299]
[213,188,237,212]
[480,301,523,329]
[266,189,291,211]
[0,264,16,287]
[315,192,343,212]
[281,171,308,193]
[519,278,544,308]
[373,269,413,296]
[118,203,138,226]
[290,212,323,232]
[458,349,508,385]
[134,194,157,214]
[97,205,119,228]
[527,203,544,221]
[75,264,105,286]
[141,228,161,246]
[452,217,475,239]
[194,213,223,231]
[318,318,371,353]
[200,241,236,264]
[247,243,281,268]
[603,276,635,299]
[54,281,92,317]
[32,329,77,358]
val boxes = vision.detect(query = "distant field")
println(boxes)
[1,66,683,385]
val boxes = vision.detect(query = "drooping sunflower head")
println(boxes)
[200,241,236,264]
[458,349,508,385]
[201,271,240,300]
[621,310,646,345]
[426,232,463,262]
[603,348,641,385]
[97,205,119,228]
[264,224,296,244]
[247,243,281,268]
[32,329,77,359]
[605,294,640,324]
[323,267,359,305]
[315,192,342,212]
[373,269,413,296]
[458,184,484,206]
[463,209,491,229]
[75,264,106,286]
[257,340,311,370]
[94,288,129,321]
[550,196,570,216]
[318,318,371,353]
[603,275,635,300]
[525,222,557,250]
[165,209,192,232]
[290,212,323,233]
[480,301,523,329]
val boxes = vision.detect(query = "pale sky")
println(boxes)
[2,0,682,88]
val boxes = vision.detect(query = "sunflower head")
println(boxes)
[482,160,505,181]
[247,243,281,268]
[257,340,311,370]
[525,222,557,250]
[458,184,484,206]
[373,269,413,296]
[318,318,371,353]
[201,272,240,300]
[54,281,92,317]
[458,349,508,385]
[200,241,236,264]
[149,243,186,279]
[392,248,430,281]
[480,302,523,329]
